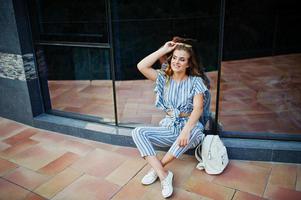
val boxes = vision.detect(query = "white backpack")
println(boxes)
[195,135,229,175]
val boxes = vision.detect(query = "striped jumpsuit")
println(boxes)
[132,70,208,158]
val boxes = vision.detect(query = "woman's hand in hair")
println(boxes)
[160,41,177,54]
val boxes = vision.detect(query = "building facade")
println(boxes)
[1,0,300,162]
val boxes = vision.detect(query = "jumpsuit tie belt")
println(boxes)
[162,108,191,131]
[166,111,191,118]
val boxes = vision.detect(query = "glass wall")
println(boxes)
[35,45,114,122]
[28,0,115,124]
[27,0,301,137]
[219,0,301,136]
[111,0,221,127]
[28,0,108,43]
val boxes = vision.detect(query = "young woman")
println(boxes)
[132,37,209,198]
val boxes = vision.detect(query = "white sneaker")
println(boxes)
[161,171,174,198]
[141,168,158,185]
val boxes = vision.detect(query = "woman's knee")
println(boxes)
[189,128,204,146]
[132,127,140,138]
[132,127,146,139]
[190,126,204,137]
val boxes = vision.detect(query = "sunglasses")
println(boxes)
[176,42,192,48]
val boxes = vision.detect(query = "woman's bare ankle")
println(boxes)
[158,170,169,181]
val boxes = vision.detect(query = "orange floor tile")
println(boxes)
[0,117,301,199]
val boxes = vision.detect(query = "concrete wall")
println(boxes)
[0,0,43,124]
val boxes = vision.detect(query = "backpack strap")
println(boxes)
[195,144,205,170]
[191,76,211,126]
[200,90,211,126]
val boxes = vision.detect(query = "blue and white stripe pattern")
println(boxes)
[132,70,208,158]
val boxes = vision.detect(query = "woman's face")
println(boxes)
[170,49,190,73]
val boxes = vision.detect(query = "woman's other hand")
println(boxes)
[177,128,190,147]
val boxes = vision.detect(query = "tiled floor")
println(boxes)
[219,54,301,134]
[48,54,301,134]
[0,117,301,200]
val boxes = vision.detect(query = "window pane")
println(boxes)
[35,45,115,123]
[219,0,301,135]
[28,0,108,43]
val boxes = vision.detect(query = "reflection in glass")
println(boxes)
[35,45,115,123]
[28,0,108,43]
[115,71,217,127]
[111,0,221,126]
[219,55,301,134]
[219,0,301,134]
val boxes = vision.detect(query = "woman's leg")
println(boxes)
[158,126,204,168]
[161,152,176,167]
[132,127,177,179]
[144,153,175,180]
[145,156,168,180]
[132,127,176,157]
[168,126,204,158]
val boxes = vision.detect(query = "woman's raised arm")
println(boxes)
[137,41,177,81]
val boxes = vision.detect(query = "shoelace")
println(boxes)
[162,181,169,187]
[161,176,170,187]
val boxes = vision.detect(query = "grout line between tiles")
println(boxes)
[262,163,273,198]
[109,162,148,200]
[47,171,86,200]
[231,190,237,200]
[294,165,299,191]
[0,177,50,200]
